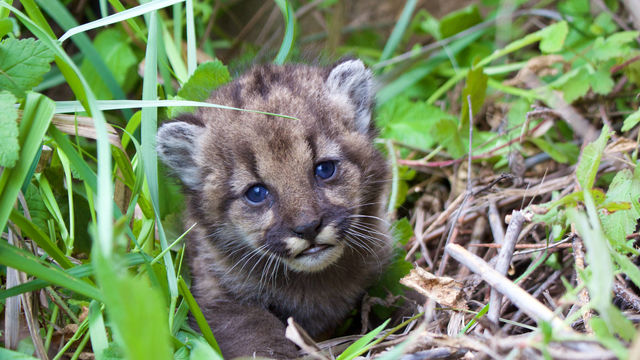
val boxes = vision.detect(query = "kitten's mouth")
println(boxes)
[296,244,332,257]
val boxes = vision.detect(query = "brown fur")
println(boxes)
[157,60,391,359]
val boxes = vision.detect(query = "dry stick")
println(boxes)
[502,269,564,333]
[613,281,640,313]
[445,243,567,330]
[487,210,526,324]
[488,201,504,245]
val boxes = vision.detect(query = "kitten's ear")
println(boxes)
[326,59,374,134]
[156,118,203,190]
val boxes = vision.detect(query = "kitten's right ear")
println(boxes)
[156,120,203,190]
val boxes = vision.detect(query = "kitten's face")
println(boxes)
[157,60,388,273]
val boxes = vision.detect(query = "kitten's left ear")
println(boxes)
[326,59,374,134]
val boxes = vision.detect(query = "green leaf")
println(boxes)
[575,125,610,190]
[0,91,19,167]
[391,218,413,246]
[0,18,13,38]
[599,169,640,246]
[0,37,54,99]
[434,118,465,158]
[0,347,39,359]
[178,60,230,101]
[589,67,615,95]
[539,21,568,53]
[439,5,482,39]
[80,28,138,100]
[377,96,455,150]
[621,108,640,132]
[336,319,390,360]
[185,337,223,360]
[559,67,590,103]
[590,31,640,61]
[528,137,568,164]
[460,65,488,130]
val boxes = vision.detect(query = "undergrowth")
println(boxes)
[0,0,639,359]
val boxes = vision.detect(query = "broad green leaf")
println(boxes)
[621,108,640,132]
[336,319,390,360]
[575,125,610,190]
[377,96,455,150]
[434,118,465,158]
[80,28,138,100]
[559,67,590,103]
[589,67,615,95]
[599,168,640,249]
[177,60,230,101]
[612,251,640,291]
[460,65,488,130]
[439,4,482,39]
[392,217,413,246]
[0,91,19,167]
[0,347,39,359]
[0,37,54,98]
[590,31,640,61]
[539,21,568,53]
[0,18,13,37]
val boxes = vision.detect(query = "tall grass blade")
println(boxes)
[0,241,102,301]
[379,0,417,62]
[273,0,295,65]
[34,0,130,118]
[58,0,184,43]
[0,92,54,232]
[141,8,179,299]
[185,0,196,75]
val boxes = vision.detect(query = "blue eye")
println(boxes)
[315,161,336,180]
[245,185,269,204]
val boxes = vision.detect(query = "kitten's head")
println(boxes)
[157,59,388,273]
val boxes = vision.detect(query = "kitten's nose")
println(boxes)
[293,218,322,240]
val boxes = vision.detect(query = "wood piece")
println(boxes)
[488,210,525,323]
[445,243,567,330]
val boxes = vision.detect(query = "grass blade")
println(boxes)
[379,0,417,62]
[0,240,102,301]
[177,276,221,355]
[58,0,184,43]
[0,92,54,232]
[273,0,295,65]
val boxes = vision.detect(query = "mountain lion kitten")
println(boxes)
[157,59,391,359]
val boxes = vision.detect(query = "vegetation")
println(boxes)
[0,0,639,359]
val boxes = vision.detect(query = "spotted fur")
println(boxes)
[157,59,391,359]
